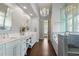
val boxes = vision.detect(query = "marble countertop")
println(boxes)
[0,32,37,45]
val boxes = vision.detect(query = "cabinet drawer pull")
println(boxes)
[29,37,31,39]
[24,42,26,43]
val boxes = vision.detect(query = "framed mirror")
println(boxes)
[0,4,12,31]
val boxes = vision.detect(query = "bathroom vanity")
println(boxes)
[0,32,38,56]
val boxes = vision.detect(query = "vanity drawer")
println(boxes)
[0,45,3,56]
[6,40,20,47]
[22,39,26,43]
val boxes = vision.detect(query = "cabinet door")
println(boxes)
[20,39,27,56]
[6,46,14,56]
[14,41,21,56]
[3,44,6,56]
[6,41,16,56]
[0,45,3,56]
[31,34,37,47]
[5,40,21,56]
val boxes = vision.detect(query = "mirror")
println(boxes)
[0,4,12,31]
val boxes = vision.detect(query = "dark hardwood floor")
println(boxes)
[26,38,57,56]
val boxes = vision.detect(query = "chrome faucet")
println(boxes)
[2,33,9,39]
[2,33,5,39]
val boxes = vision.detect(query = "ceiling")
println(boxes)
[37,3,51,8]
[16,3,52,18]
[4,3,51,19]
[16,3,37,18]
[0,4,8,12]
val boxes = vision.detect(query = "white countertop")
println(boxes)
[0,32,37,45]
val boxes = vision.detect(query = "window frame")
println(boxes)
[0,7,12,30]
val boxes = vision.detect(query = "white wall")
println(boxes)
[9,4,40,41]
[0,5,28,33]
[11,7,30,32]
[31,17,39,40]
[51,3,65,33]
[11,5,40,36]
[51,3,65,55]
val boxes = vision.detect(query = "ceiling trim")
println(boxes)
[30,3,39,17]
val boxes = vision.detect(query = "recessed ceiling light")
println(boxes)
[23,6,27,9]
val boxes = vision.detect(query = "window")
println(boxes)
[67,18,73,32]
[77,15,79,32]
[0,14,4,27]
[0,7,12,30]
[61,4,77,32]
[4,8,12,30]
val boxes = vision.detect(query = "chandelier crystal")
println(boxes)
[40,8,49,17]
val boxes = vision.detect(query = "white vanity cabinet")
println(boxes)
[0,44,5,56]
[0,32,38,56]
[0,45,3,56]
[14,40,21,56]
[5,40,21,56]
[20,34,37,56]
[20,36,31,56]
[20,38,27,56]
[31,34,37,47]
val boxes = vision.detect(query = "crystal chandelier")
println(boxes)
[40,8,49,17]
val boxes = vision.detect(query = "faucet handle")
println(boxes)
[2,33,5,39]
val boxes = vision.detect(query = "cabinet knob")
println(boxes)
[29,37,31,39]
[24,42,26,43]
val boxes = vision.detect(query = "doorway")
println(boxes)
[43,20,48,38]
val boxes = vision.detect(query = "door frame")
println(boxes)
[48,4,52,41]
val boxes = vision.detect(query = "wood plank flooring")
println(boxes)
[26,38,57,56]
